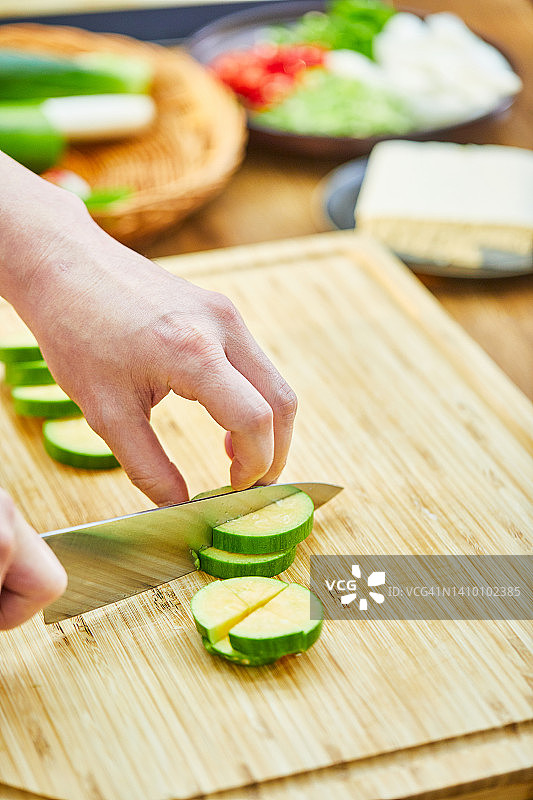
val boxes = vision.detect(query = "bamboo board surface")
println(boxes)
[0,232,531,800]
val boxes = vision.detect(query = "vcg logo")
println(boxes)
[325,564,386,611]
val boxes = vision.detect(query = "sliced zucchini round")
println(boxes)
[192,486,233,501]
[190,576,287,644]
[228,584,323,661]
[212,491,314,554]
[43,417,119,470]
[4,359,54,387]
[191,578,323,663]
[11,384,80,418]
[202,637,277,667]
[196,545,296,579]
[0,336,41,363]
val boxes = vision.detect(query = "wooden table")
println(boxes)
[143,0,533,402]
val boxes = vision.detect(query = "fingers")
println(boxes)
[84,403,189,507]
[223,324,297,486]
[0,491,67,630]
[174,353,276,490]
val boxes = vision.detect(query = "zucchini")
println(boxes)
[191,576,287,643]
[192,486,233,500]
[202,636,277,666]
[228,583,323,660]
[212,491,314,554]
[195,544,296,579]
[0,49,152,100]
[4,359,54,387]
[11,384,81,418]
[191,578,323,664]
[0,335,41,363]
[43,417,119,470]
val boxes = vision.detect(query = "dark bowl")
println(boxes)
[187,0,519,159]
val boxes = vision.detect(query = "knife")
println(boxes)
[41,482,342,624]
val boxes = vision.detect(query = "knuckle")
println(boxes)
[126,470,163,498]
[83,400,121,437]
[242,403,274,434]
[273,385,298,421]
[209,292,241,326]
[156,317,220,366]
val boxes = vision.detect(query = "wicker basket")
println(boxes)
[0,24,247,247]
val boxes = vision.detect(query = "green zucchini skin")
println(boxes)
[11,387,81,418]
[212,511,313,555]
[196,545,296,579]
[192,486,233,500]
[4,359,54,387]
[228,618,323,661]
[0,50,151,100]
[0,341,42,363]
[202,637,277,667]
[0,101,65,172]
[43,421,119,470]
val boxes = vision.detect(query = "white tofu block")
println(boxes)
[355,140,533,269]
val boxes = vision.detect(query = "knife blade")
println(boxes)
[41,482,342,624]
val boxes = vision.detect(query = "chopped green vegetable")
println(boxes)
[202,636,278,666]
[11,384,81,418]
[252,70,414,137]
[0,336,41,363]
[212,491,314,554]
[43,417,119,469]
[191,578,324,664]
[4,359,54,387]
[192,486,233,501]
[195,544,297,579]
[269,0,396,60]
[191,576,286,643]
[228,583,323,660]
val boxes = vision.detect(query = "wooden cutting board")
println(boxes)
[0,232,531,800]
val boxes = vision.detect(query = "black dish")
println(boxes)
[318,158,533,279]
[187,0,518,159]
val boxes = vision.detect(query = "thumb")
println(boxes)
[86,405,189,507]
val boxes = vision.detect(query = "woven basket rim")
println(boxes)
[0,22,248,243]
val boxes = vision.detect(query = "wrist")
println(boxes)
[0,154,94,315]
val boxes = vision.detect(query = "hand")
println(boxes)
[9,196,297,507]
[0,489,67,630]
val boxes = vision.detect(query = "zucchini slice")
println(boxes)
[191,578,323,664]
[212,491,314,554]
[190,577,286,644]
[195,545,296,579]
[228,584,323,661]
[202,637,277,667]
[43,417,119,470]
[192,486,233,501]
[11,384,80,418]
[0,335,41,363]
[4,359,54,387]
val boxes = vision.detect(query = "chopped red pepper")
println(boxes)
[210,44,326,108]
